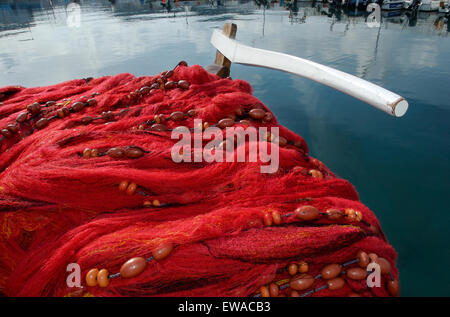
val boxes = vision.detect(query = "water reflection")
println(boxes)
[0,0,448,36]
[66,1,81,27]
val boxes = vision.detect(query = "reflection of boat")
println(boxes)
[345,0,372,8]
[325,0,374,8]
[381,0,405,10]
[1,0,42,10]
[419,0,440,11]
[381,8,403,16]
[438,0,449,12]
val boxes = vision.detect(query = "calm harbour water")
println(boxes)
[1,0,449,296]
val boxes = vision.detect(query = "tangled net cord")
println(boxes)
[0,62,399,297]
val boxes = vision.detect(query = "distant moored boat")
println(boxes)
[381,0,406,10]
[418,0,440,11]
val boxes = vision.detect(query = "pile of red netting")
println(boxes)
[0,64,398,297]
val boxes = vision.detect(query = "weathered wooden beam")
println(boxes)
[205,23,237,78]
[214,23,237,68]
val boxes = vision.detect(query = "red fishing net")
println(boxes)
[0,63,398,297]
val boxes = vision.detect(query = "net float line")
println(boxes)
[256,251,399,297]
[0,63,397,297]
[79,204,381,290]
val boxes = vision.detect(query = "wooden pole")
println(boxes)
[205,23,237,78]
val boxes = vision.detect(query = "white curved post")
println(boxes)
[210,29,408,117]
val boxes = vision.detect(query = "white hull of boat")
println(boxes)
[419,0,440,11]
[381,1,405,10]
